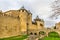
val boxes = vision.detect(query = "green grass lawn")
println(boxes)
[40,37,60,40]
[0,35,28,40]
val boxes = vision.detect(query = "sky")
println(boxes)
[0,0,58,27]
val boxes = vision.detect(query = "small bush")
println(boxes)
[39,31,46,35]
[48,31,59,37]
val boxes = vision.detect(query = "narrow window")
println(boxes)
[5,26,8,30]
[30,32,33,35]
[54,26,56,29]
[34,33,37,35]
[40,24,43,26]
[22,10,24,12]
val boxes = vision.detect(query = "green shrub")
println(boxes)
[39,31,46,35]
[48,31,59,37]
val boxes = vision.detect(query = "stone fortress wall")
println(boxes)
[0,6,60,38]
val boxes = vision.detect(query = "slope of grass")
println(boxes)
[0,35,28,40]
[40,37,60,40]
[43,37,60,40]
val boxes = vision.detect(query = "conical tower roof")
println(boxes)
[34,16,44,22]
[34,16,41,21]
[20,6,25,9]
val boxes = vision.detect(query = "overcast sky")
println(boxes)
[0,0,57,27]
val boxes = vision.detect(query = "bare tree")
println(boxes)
[49,0,60,19]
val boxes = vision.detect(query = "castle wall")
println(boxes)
[0,16,21,38]
[36,21,44,30]
[55,22,60,30]
[29,24,37,30]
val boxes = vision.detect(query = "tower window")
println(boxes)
[40,24,43,26]
[17,16,20,19]
[30,32,33,35]
[22,10,24,12]
[27,23,29,25]
[54,26,56,29]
